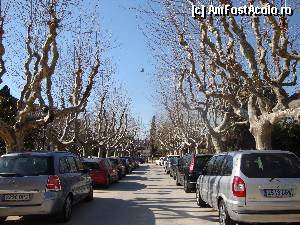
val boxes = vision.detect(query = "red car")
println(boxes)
[83,158,118,188]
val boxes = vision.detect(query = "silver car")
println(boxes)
[0,151,93,223]
[196,150,300,225]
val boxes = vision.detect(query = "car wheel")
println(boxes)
[0,217,7,223]
[85,186,94,202]
[104,176,110,189]
[57,195,73,223]
[196,189,207,207]
[219,199,235,225]
[176,175,181,186]
[183,177,191,193]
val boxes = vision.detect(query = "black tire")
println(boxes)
[219,199,235,225]
[118,172,122,180]
[196,189,207,207]
[0,217,7,223]
[85,186,94,202]
[57,195,73,223]
[173,173,176,180]
[103,176,110,189]
[183,177,191,193]
[176,175,181,186]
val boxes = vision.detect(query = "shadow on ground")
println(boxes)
[109,180,147,191]
[3,198,155,225]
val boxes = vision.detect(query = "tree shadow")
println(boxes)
[136,164,150,171]
[125,175,148,181]
[132,197,219,223]
[108,181,147,192]
[4,198,155,225]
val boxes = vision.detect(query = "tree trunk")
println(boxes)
[211,135,223,153]
[208,130,224,153]
[81,148,86,158]
[97,149,102,157]
[250,120,272,150]
[205,134,213,153]
[4,130,25,153]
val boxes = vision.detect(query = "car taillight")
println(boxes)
[46,175,61,191]
[232,176,246,197]
[189,156,195,173]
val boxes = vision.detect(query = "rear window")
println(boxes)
[83,162,99,170]
[241,153,300,178]
[195,156,212,171]
[0,156,54,176]
[109,158,118,165]
[170,157,178,164]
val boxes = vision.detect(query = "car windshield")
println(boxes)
[83,162,99,170]
[170,157,178,164]
[195,156,212,171]
[0,156,53,176]
[241,153,300,178]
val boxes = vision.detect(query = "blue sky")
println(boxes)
[100,0,156,129]
[2,0,298,131]
[1,0,157,130]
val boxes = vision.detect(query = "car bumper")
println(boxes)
[228,200,300,223]
[92,177,107,185]
[229,210,300,223]
[0,193,63,217]
[187,175,198,189]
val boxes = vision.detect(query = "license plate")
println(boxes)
[264,189,294,198]
[4,194,30,201]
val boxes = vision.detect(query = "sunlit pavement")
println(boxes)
[4,164,296,225]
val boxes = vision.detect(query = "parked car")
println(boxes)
[176,154,212,193]
[165,155,180,174]
[130,157,140,169]
[132,157,140,169]
[83,158,118,188]
[138,156,146,164]
[158,157,165,166]
[156,157,163,165]
[162,157,168,167]
[120,158,132,174]
[108,157,126,179]
[122,157,137,170]
[0,151,93,223]
[196,150,300,225]
[169,157,179,179]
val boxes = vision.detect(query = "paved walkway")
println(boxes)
[6,164,219,225]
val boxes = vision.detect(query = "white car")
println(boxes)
[155,157,165,166]
[155,158,161,165]
[196,150,300,225]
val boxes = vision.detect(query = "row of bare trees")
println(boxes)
[145,0,300,153]
[0,0,140,156]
